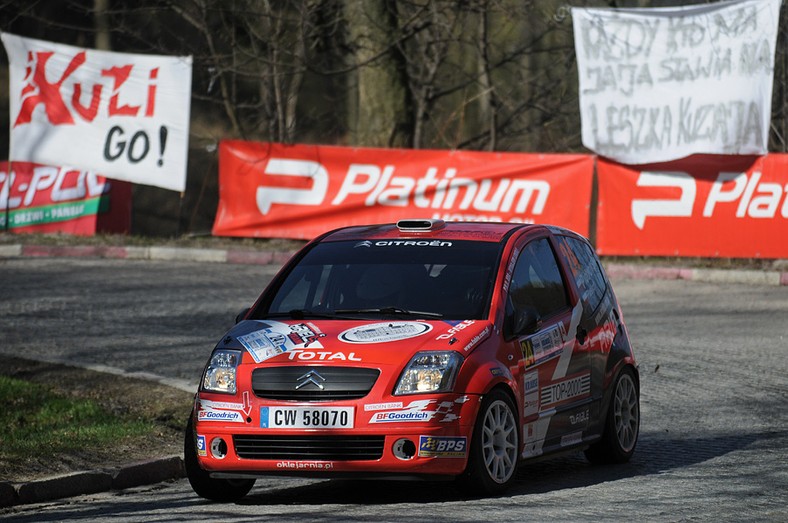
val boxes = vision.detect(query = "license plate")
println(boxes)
[260,406,354,429]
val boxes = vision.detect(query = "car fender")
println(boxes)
[454,338,521,423]
[588,329,639,438]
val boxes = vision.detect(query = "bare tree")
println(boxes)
[344,1,411,147]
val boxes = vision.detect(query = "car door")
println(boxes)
[506,235,590,458]
[554,234,620,419]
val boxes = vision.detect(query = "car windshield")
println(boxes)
[259,239,501,320]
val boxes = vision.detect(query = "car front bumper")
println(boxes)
[193,392,482,478]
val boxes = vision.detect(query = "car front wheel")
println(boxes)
[585,366,640,464]
[459,388,519,495]
[184,415,255,502]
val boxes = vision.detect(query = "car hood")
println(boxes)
[217,318,493,366]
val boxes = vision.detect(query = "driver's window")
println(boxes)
[510,238,569,320]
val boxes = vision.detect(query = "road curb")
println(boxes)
[602,262,788,286]
[1,456,184,508]
[0,243,298,266]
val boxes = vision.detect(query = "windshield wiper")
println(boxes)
[334,307,443,319]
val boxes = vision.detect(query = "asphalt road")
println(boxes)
[1,258,787,521]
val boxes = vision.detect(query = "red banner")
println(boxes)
[597,155,788,258]
[1,161,131,235]
[213,141,594,239]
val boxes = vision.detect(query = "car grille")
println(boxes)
[252,366,380,401]
[233,435,385,461]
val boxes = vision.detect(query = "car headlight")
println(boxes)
[394,351,463,395]
[202,349,242,394]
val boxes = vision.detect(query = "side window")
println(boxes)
[556,236,607,313]
[510,238,569,319]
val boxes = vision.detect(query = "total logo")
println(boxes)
[255,158,551,216]
[286,349,361,361]
[631,171,788,229]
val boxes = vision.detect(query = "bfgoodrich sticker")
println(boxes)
[198,408,245,423]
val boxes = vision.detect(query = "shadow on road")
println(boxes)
[235,429,786,506]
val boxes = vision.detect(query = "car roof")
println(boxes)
[320,220,538,243]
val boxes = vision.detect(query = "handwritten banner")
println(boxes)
[213,141,594,239]
[572,0,781,165]
[1,33,192,191]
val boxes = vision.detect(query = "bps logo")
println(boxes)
[418,436,467,458]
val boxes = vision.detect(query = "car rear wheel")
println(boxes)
[585,366,639,464]
[184,415,255,502]
[458,388,519,495]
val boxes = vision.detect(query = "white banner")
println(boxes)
[572,0,781,165]
[2,33,192,191]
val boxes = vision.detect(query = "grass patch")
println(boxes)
[0,357,194,483]
[0,375,152,465]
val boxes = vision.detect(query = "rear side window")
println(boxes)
[509,238,569,319]
[556,236,607,313]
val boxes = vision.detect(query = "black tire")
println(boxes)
[458,388,519,496]
[184,415,255,502]
[585,366,639,465]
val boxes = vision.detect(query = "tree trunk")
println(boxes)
[344,1,411,147]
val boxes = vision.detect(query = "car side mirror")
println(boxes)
[504,304,541,340]
[235,307,250,324]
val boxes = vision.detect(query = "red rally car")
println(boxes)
[185,220,639,501]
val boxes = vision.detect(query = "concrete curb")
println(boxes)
[602,262,788,287]
[0,456,184,508]
[0,243,298,265]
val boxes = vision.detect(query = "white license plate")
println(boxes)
[260,406,354,429]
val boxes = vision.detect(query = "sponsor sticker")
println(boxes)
[522,417,551,458]
[196,435,207,457]
[520,323,565,367]
[237,329,286,363]
[276,461,334,470]
[370,410,433,423]
[339,322,432,344]
[463,325,491,352]
[524,371,539,417]
[368,240,453,247]
[418,436,467,458]
[197,408,245,423]
[561,431,583,447]
[436,319,475,340]
[286,349,361,361]
[238,321,326,363]
[199,399,244,411]
[570,409,590,426]
[364,402,404,412]
[540,373,591,407]
[367,398,466,423]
